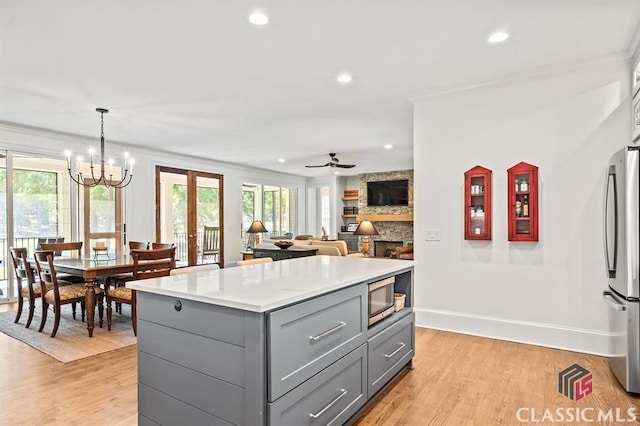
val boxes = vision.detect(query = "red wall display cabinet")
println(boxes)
[464,165,492,240]
[507,162,539,242]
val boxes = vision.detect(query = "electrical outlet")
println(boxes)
[425,229,441,241]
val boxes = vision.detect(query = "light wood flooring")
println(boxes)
[1,302,639,425]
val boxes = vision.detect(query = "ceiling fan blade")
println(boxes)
[305,162,331,168]
[336,164,356,168]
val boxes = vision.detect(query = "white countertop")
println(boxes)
[127,256,415,312]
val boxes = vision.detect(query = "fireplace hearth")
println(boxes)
[374,240,403,257]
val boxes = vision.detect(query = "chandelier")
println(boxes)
[65,108,134,188]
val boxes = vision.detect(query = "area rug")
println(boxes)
[0,304,137,363]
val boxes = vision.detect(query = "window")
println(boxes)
[242,183,297,246]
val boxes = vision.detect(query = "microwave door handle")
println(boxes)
[604,165,618,278]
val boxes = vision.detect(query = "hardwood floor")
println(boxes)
[1,301,639,425]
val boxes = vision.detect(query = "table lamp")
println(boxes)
[353,220,379,256]
[247,220,268,249]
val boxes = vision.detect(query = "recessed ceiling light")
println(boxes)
[336,73,352,84]
[248,12,269,26]
[384,144,393,150]
[334,171,340,175]
[488,31,509,44]
[278,158,286,163]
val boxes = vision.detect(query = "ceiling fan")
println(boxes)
[305,153,356,169]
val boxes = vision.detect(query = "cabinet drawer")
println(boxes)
[268,344,367,426]
[367,312,415,397]
[268,284,367,401]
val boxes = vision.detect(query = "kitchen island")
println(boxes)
[128,255,415,426]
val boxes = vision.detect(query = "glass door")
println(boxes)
[1,153,72,303]
[156,166,224,267]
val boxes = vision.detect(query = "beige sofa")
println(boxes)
[260,238,359,257]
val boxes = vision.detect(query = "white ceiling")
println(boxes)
[1,1,639,177]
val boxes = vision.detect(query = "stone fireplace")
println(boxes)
[374,240,403,257]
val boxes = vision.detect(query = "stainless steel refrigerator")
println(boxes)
[603,146,640,394]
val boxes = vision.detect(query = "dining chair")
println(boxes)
[237,257,273,266]
[33,250,104,338]
[104,240,150,314]
[9,247,52,328]
[106,247,176,336]
[151,242,174,249]
[37,237,65,254]
[39,241,86,284]
[199,226,220,263]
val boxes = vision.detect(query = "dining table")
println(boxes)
[49,255,135,337]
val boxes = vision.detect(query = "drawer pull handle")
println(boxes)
[308,388,348,419]
[384,342,406,359]
[309,321,346,341]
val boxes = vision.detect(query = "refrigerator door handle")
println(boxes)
[602,290,627,311]
[603,165,618,278]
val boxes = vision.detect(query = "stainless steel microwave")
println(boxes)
[368,276,395,326]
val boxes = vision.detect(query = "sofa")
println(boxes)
[260,238,358,257]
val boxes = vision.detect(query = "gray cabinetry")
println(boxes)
[367,312,415,396]
[268,284,367,400]
[268,344,367,425]
[137,292,265,426]
[136,266,414,425]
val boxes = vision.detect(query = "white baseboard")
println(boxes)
[414,307,613,356]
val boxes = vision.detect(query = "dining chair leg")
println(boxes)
[38,303,49,332]
[50,303,61,338]
[97,294,104,328]
[14,296,23,323]
[25,301,35,328]
[106,299,112,331]
[81,301,86,322]
[71,301,77,320]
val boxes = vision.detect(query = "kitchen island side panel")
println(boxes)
[137,292,267,425]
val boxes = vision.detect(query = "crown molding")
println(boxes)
[408,52,631,103]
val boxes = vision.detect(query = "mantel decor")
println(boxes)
[65,108,134,189]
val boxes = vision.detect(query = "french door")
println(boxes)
[155,166,224,267]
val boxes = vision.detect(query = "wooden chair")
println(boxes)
[9,247,52,328]
[37,237,64,255]
[106,247,176,336]
[39,241,86,284]
[199,226,220,263]
[151,242,174,249]
[237,257,273,266]
[129,241,149,250]
[105,241,150,313]
[33,250,104,338]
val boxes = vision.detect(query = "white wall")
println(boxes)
[0,123,307,266]
[412,58,631,355]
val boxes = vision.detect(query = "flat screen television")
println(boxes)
[367,180,409,206]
